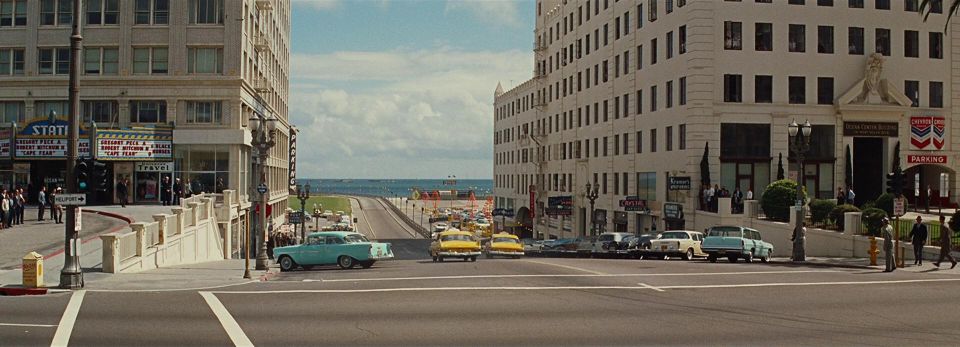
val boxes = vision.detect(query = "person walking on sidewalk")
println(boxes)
[883,218,896,272]
[116,178,128,208]
[933,215,957,269]
[173,178,182,205]
[37,186,47,221]
[50,187,62,224]
[836,187,846,206]
[1,190,10,229]
[909,216,928,266]
[13,188,23,225]
[160,175,172,206]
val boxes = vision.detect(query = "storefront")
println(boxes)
[133,162,174,204]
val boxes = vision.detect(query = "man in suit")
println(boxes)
[37,186,47,221]
[882,218,896,272]
[909,215,928,266]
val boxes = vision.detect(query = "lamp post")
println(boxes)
[250,114,277,270]
[585,182,600,236]
[242,203,250,279]
[788,120,812,262]
[58,0,84,289]
[312,203,322,232]
[297,183,310,243]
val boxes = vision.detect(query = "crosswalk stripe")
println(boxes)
[200,291,253,347]
[50,290,85,347]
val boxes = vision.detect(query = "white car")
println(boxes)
[592,232,633,255]
[433,223,448,233]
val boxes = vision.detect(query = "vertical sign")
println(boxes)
[288,127,298,194]
[940,173,949,198]
[528,185,536,219]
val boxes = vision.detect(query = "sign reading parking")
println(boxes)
[55,194,87,206]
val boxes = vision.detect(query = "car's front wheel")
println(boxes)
[683,248,694,261]
[279,256,296,272]
[337,255,356,269]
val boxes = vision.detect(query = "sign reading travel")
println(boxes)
[668,176,692,191]
[55,193,87,206]
[546,196,573,216]
[907,155,947,164]
[842,121,898,137]
[910,116,946,150]
[619,196,649,212]
[135,162,174,172]
[15,139,91,158]
[664,202,684,220]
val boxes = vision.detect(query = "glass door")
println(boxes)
[135,172,159,203]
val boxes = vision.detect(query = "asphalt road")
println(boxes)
[3,256,959,346]
[351,196,420,240]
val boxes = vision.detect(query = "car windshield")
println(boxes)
[708,227,743,237]
[441,234,475,242]
[661,232,690,239]
[343,234,370,243]
[598,234,615,241]
[493,237,519,244]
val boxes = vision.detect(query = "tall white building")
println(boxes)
[493,0,958,239]
[0,0,292,238]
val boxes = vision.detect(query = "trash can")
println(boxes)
[22,252,44,288]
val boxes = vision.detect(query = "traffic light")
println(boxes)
[885,171,904,196]
[91,160,108,192]
[75,159,89,191]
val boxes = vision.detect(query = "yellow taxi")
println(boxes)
[429,229,482,262]
[484,233,523,259]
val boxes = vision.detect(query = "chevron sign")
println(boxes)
[911,116,946,150]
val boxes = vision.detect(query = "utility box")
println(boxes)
[22,252,44,288]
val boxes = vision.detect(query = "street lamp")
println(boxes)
[788,120,812,262]
[585,182,600,236]
[297,183,310,243]
[250,113,277,270]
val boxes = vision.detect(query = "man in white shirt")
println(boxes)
[745,189,754,200]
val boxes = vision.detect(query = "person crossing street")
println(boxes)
[909,216,927,266]
[933,215,957,269]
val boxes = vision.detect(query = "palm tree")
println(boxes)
[921,0,958,26]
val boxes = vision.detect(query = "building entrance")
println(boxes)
[853,137,884,206]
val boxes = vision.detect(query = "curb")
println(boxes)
[83,209,135,224]
[0,286,48,296]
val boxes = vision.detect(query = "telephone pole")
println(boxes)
[59,0,84,289]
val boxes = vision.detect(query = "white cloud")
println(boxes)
[444,0,523,28]
[289,47,532,179]
[291,0,341,11]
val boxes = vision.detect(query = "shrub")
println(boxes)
[810,199,837,224]
[860,200,876,210]
[760,180,806,222]
[861,208,888,237]
[830,204,861,231]
[874,193,894,216]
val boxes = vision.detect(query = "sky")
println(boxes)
[289,0,535,179]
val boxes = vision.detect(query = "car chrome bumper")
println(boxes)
[702,248,743,255]
[487,250,523,256]
[369,254,395,260]
[438,251,482,257]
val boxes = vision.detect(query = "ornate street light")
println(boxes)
[250,113,277,270]
[585,182,600,236]
[297,183,311,242]
[788,120,812,262]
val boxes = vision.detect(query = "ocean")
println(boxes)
[298,179,493,198]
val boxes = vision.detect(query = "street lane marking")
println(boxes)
[658,278,960,290]
[87,280,259,293]
[353,197,376,239]
[522,259,607,275]
[50,290,85,347]
[638,283,665,292]
[298,270,842,283]
[0,323,57,328]
[200,292,253,347]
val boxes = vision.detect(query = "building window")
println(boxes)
[789,76,806,104]
[135,0,169,25]
[133,47,168,74]
[904,30,919,58]
[38,47,70,75]
[875,28,890,56]
[636,90,643,115]
[848,0,863,8]
[755,23,773,51]
[186,101,222,124]
[905,80,919,107]
[906,0,919,11]
[789,24,805,52]
[0,101,24,123]
[666,31,674,59]
[189,0,223,24]
[130,100,168,123]
[755,75,773,103]
[650,85,658,111]
[929,81,943,108]
[650,129,657,153]
[679,25,687,54]
[678,124,686,150]
[0,0,27,27]
[187,47,223,74]
[40,0,73,26]
[666,126,673,151]
[636,131,643,153]
[83,47,119,75]
[649,0,657,21]
[724,21,742,50]
[651,38,658,64]
[930,0,943,13]
[174,144,231,195]
[720,123,772,199]
[0,48,25,76]
[724,74,742,103]
[817,77,834,105]
[848,27,864,55]
[679,77,687,105]
[82,100,118,124]
[818,26,834,53]
[875,0,890,10]
[85,0,118,25]
[636,172,656,201]
[34,100,68,117]
[929,32,943,59]
[666,81,673,108]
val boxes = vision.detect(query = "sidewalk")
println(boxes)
[81,259,273,291]
[770,256,960,273]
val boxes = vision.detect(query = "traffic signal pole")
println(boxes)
[59,0,83,289]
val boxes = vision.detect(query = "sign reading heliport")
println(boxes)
[55,194,87,206]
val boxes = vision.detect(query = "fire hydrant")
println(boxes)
[868,237,879,266]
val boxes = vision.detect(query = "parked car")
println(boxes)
[646,230,707,260]
[484,233,524,258]
[593,232,633,257]
[429,230,482,262]
[274,231,393,271]
[521,238,543,256]
[433,223,448,233]
[576,236,599,257]
[701,226,774,263]
[542,238,579,256]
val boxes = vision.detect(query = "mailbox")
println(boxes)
[22,252,44,288]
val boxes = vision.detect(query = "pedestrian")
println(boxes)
[173,178,182,205]
[882,218,896,272]
[160,175,171,206]
[909,215,928,266]
[732,186,743,214]
[0,191,8,229]
[13,188,23,225]
[116,177,128,208]
[926,185,932,213]
[37,186,47,222]
[51,187,62,224]
[847,187,856,206]
[836,187,845,206]
[933,215,957,269]
[215,177,225,194]
[701,185,709,210]
[745,188,754,200]
[191,179,202,196]
[183,178,193,199]
[712,184,720,212]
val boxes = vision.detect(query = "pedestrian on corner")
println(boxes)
[37,186,47,221]
[909,215,927,266]
[0,190,9,229]
[173,178,182,205]
[160,175,172,206]
[933,215,957,269]
[52,187,63,224]
[13,188,23,225]
[836,187,845,206]
[847,187,856,206]
[116,177,128,208]
[882,218,896,272]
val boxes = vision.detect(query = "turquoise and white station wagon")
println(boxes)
[273,231,394,271]
[701,226,774,263]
